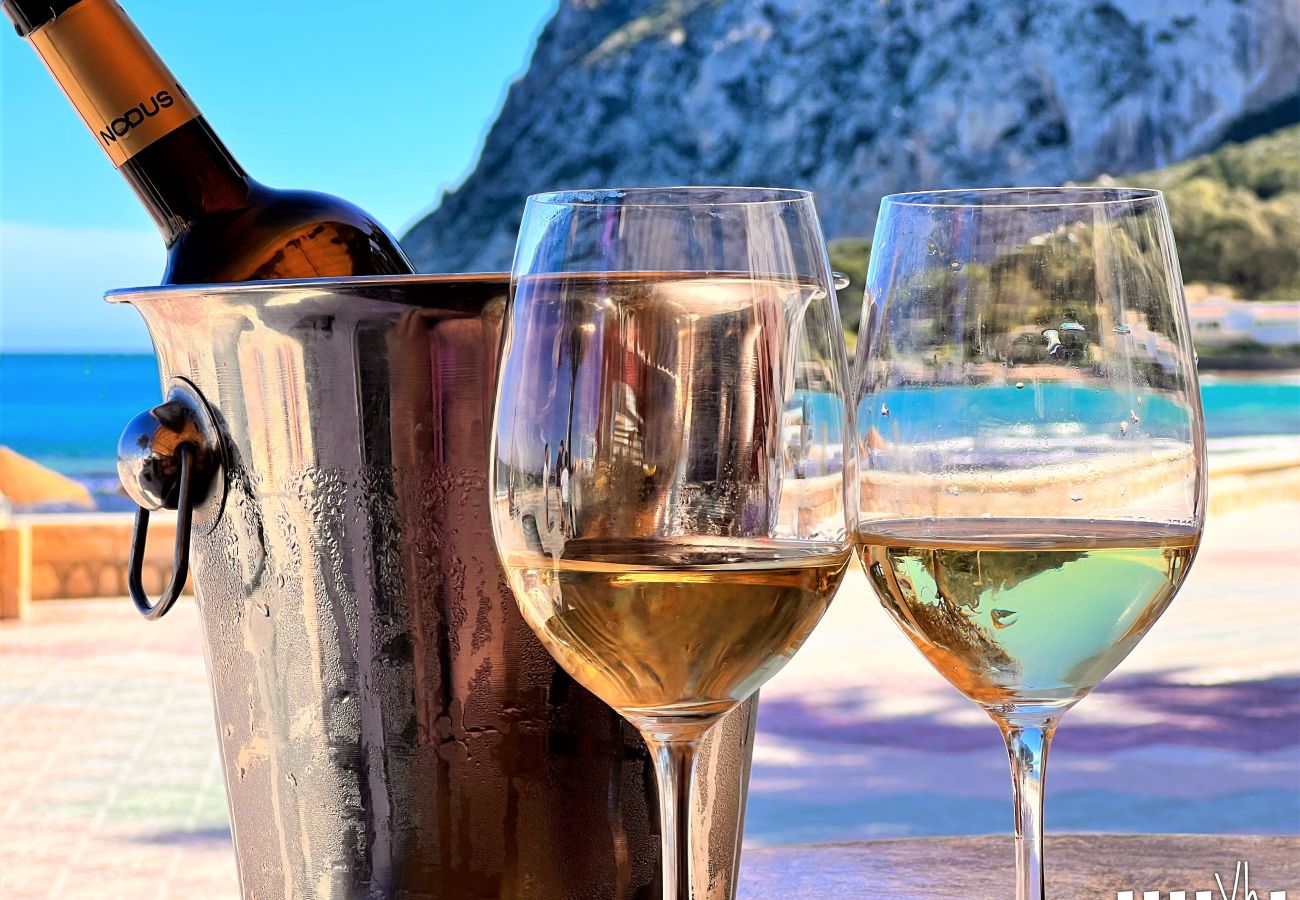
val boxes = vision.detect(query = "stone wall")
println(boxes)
[1,514,189,619]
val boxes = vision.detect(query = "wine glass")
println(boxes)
[491,187,854,899]
[854,187,1206,898]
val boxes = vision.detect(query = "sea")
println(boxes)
[1,353,1298,511]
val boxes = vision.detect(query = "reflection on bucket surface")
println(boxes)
[110,274,755,899]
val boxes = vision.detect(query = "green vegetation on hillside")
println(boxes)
[829,124,1300,335]
[827,237,871,336]
[1116,124,1300,298]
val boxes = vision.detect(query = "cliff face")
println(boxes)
[404,0,1300,273]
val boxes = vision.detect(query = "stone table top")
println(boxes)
[738,834,1300,899]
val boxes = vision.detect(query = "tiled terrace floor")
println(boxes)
[2,502,1297,897]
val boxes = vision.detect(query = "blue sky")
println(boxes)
[1,0,555,351]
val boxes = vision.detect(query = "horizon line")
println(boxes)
[1,347,154,356]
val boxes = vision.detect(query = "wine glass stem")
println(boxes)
[643,733,702,900]
[997,714,1059,900]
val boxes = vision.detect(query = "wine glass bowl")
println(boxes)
[854,187,1206,898]
[491,187,853,897]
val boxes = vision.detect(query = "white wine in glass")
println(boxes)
[505,539,850,722]
[855,187,1207,899]
[858,518,1198,706]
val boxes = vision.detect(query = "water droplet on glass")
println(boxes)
[926,241,939,256]
[258,602,271,617]
[949,260,962,271]
[880,403,890,418]
[1015,381,1025,390]
[237,767,247,781]
[1070,492,1084,502]
[286,773,298,787]
[991,609,1019,628]
[946,484,962,496]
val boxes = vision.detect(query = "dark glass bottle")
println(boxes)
[4,0,415,282]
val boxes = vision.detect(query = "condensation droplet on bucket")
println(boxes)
[947,484,962,496]
[224,724,234,738]
[1015,381,1025,390]
[237,767,247,781]
[259,602,271,617]
[286,773,298,787]
[927,240,939,256]
[949,260,962,271]
[1070,492,1084,502]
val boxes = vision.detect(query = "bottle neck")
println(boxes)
[120,117,250,244]
[7,0,251,244]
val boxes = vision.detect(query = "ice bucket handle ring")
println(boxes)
[127,446,195,619]
[117,378,226,620]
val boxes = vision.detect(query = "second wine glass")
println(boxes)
[491,187,854,899]
[854,187,1207,899]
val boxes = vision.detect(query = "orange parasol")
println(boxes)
[0,446,95,510]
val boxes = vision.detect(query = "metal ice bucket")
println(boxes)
[109,274,755,900]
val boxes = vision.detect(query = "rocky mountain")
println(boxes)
[404,0,1300,273]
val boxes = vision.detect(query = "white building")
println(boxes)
[1188,299,1300,347]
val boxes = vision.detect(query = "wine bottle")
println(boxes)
[3,0,415,282]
